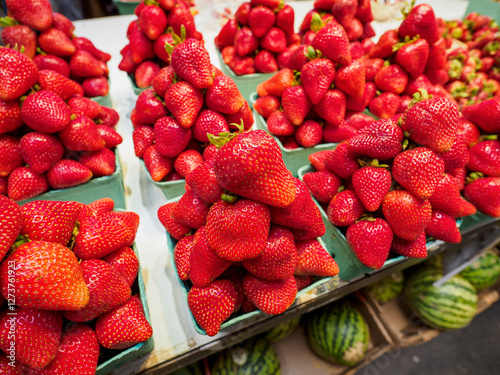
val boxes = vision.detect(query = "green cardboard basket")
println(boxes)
[464,0,500,24]
[18,150,127,210]
[140,159,186,201]
[459,211,498,234]
[92,92,113,108]
[113,0,139,15]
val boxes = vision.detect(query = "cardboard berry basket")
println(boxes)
[91,91,113,108]
[459,211,499,234]
[96,242,155,375]
[128,74,147,96]
[140,160,187,201]
[217,50,276,103]
[112,0,140,15]
[17,149,127,210]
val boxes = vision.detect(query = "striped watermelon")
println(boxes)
[211,337,280,374]
[264,315,301,343]
[405,267,478,330]
[460,250,500,291]
[306,302,369,367]
[365,271,405,304]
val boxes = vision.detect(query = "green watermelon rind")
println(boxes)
[263,315,301,343]
[366,271,405,304]
[211,337,281,375]
[405,268,478,331]
[306,302,369,367]
[460,250,500,291]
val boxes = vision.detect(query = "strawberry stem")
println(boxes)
[221,191,238,203]
[392,35,419,52]
[407,88,432,109]
[0,16,18,27]
[207,121,244,149]
[466,171,484,184]
[401,0,416,18]
[356,214,376,223]
[310,12,325,33]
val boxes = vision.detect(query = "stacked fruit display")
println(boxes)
[118,0,203,89]
[0,47,122,202]
[159,121,340,336]
[131,33,254,184]
[215,0,298,75]
[1,0,112,98]
[0,196,152,373]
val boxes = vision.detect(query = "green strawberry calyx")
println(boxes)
[466,171,484,184]
[355,214,377,223]
[310,12,325,33]
[221,191,238,204]
[401,0,416,18]
[207,121,244,149]
[392,35,420,52]
[0,17,19,27]
[407,88,432,109]
[164,25,187,56]
[144,0,159,5]
[358,158,389,169]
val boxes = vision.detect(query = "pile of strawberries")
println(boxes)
[0,46,122,202]
[159,123,339,336]
[0,196,152,373]
[215,0,298,75]
[118,0,203,89]
[1,0,111,98]
[132,33,254,183]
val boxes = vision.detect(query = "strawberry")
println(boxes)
[170,38,213,89]
[154,116,192,158]
[0,47,38,102]
[46,159,93,190]
[260,27,287,53]
[174,149,204,178]
[20,200,82,246]
[143,145,174,181]
[256,68,294,97]
[95,295,152,349]
[252,0,280,8]
[64,259,131,322]
[203,144,218,162]
[167,3,199,40]
[0,196,21,261]
[5,0,53,31]
[0,352,22,374]
[324,141,359,179]
[313,89,347,127]
[138,4,167,40]
[308,150,332,171]
[210,126,296,208]
[345,81,376,112]
[0,241,89,310]
[79,147,116,177]
[59,115,105,152]
[295,274,314,291]
[132,89,168,126]
[369,92,401,119]
[243,273,297,315]
[172,234,194,281]
[67,96,101,119]
[206,198,271,262]
[38,27,76,57]
[439,138,469,173]
[403,75,434,97]
[151,66,176,98]
[348,118,404,160]
[401,90,459,153]
[96,125,123,148]
[225,101,254,131]
[276,4,295,35]
[82,76,109,97]
[170,189,211,229]
[327,189,366,227]
[398,3,440,44]
[300,57,336,105]
[467,140,500,177]
[280,44,308,71]
[185,160,224,204]
[242,225,297,280]
[295,120,323,148]
[187,279,238,336]
[281,85,312,126]
[157,202,192,240]
[346,217,393,269]
[461,97,500,134]
[215,19,238,50]
[352,165,392,212]
[7,166,49,201]
[362,57,384,82]
[234,27,259,57]
[1,23,38,59]
[37,69,82,101]
[0,98,22,135]
[311,21,351,66]
[463,176,500,217]
[428,174,476,217]
[391,232,427,258]
[102,246,139,287]
[69,49,104,77]
[33,55,69,78]
[0,308,62,370]
[254,50,279,73]
[97,106,119,128]
[395,37,430,78]
[368,29,399,59]
[205,75,245,115]
[0,135,23,177]
[425,210,461,243]
[189,226,232,287]
[248,6,275,38]
[77,198,115,224]
[73,36,110,61]
[21,90,70,133]
[303,169,341,204]
[331,0,358,29]
[334,58,366,99]
[266,110,295,136]
[133,125,154,158]
[345,111,376,131]
[374,64,408,95]
[295,239,339,277]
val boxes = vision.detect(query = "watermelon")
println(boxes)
[365,271,405,304]
[306,302,369,367]
[263,315,301,343]
[211,337,280,374]
[171,361,204,375]
[405,267,478,330]
[460,250,500,291]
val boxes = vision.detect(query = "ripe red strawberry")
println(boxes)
[211,126,296,208]
[37,323,100,375]
[314,90,347,127]
[172,234,194,281]
[425,210,461,243]
[96,124,123,149]
[331,0,358,29]
[206,198,271,262]
[79,147,116,177]
[439,138,469,173]
[266,110,295,136]
[248,6,275,38]
[73,35,110,61]
[243,273,297,315]
[0,195,22,261]
[308,150,332,171]
[233,27,259,57]
[59,115,105,152]
[0,98,23,135]
[1,23,38,59]
[368,29,399,59]
[131,89,168,126]
[428,174,477,217]
[391,232,427,258]
[257,68,294,97]
[334,60,366,98]
[324,141,359,179]
[205,75,245,115]
[0,135,23,177]
[242,225,297,280]
[76,198,114,225]
[102,246,139,287]
[461,97,500,133]
[143,145,174,181]
[276,4,295,35]
[300,58,336,105]
[133,125,154,159]
[311,21,351,66]
[38,27,76,56]
[153,116,192,158]
[82,76,109,98]
[303,170,341,204]
[192,109,229,143]
[96,106,119,127]
[0,241,89,309]
[382,189,432,241]
[0,47,38,102]
[164,81,203,128]
[189,226,232,287]
[95,295,152,349]
[345,81,376,112]
[67,96,101,118]
[294,275,314,291]
[463,176,500,217]
[21,200,82,246]
[369,92,401,119]
[395,37,430,78]
[260,27,287,54]
[215,19,238,50]
[254,50,279,73]
[398,3,440,44]
[174,149,204,178]
[170,189,211,229]
[348,118,404,160]
[374,64,408,95]
[467,140,500,177]
[46,159,93,189]
[7,166,49,201]
[5,0,53,31]
[346,217,393,269]
[295,239,339,277]
[0,352,22,374]
[0,308,62,370]
[281,85,312,126]
[37,69,82,101]
[225,101,255,131]
[327,189,366,227]
[137,4,167,40]
[185,160,224,204]
[295,120,323,148]
[392,147,445,200]
[64,259,131,322]
[401,91,459,153]
[352,165,392,212]
[33,55,69,78]
[167,3,199,39]
[188,279,238,336]
[21,90,71,133]
[170,38,213,89]
[69,49,104,77]
[157,201,192,240]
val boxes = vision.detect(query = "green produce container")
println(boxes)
[464,0,500,23]
[92,92,113,108]
[18,150,127,210]
[459,211,498,234]
[140,160,186,201]
[128,74,147,96]
[113,0,140,15]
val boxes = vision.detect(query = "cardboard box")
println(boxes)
[140,160,186,201]
[112,0,139,15]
